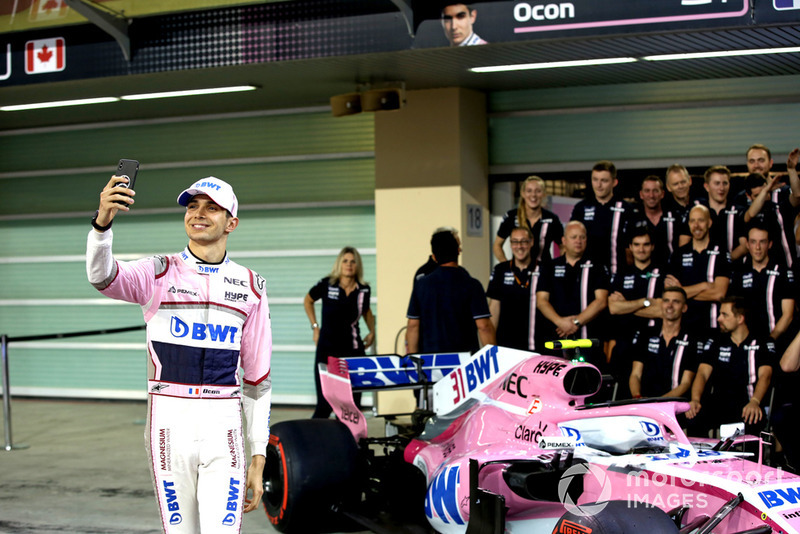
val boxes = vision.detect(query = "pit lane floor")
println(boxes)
[0,398,377,534]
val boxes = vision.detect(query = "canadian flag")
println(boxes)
[29,0,70,21]
[25,37,65,74]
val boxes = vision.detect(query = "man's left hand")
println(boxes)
[766,174,783,193]
[243,454,266,513]
[742,399,762,425]
[788,148,799,171]
[608,291,624,302]
[363,332,375,348]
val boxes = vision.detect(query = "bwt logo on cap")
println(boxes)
[194,180,222,191]
[177,176,238,217]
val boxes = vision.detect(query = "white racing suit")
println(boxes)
[87,229,272,533]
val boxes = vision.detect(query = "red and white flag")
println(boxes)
[29,0,69,21]
[25,38,65,74]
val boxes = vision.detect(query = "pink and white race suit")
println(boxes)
[87,229,272,533]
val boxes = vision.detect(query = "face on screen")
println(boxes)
[441,4,476,46]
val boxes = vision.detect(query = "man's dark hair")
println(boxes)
[510,226,534,240]
[431,230,459,264]
[744,172,767,195]
[662,286,687,301]
[703,165,730,183]
[746,221,771,239]
[721,295,748,322]
[629,226,652,243]
[441,3,474,15]
[641,175,664,190]
[592,160,617,180]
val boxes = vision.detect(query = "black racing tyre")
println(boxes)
[263,419,363,533]
[552,500,680,533]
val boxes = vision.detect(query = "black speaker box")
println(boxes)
[330,93,362,117]
[361,88,404,112]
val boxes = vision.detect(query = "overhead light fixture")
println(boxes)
[120,85,258,101]
[1,96,120,111]
[642,45,800,62]
[469,46,800,74]
[1,85,258,112]
[469,57,637,73]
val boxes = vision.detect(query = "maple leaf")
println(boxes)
[38,45,53,63]
[43,0,60,13]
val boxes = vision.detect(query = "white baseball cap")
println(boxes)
[177,176,238,217]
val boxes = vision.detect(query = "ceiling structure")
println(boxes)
[0,0,272,34]
[1,3,799,131]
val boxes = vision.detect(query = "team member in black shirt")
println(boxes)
[487,227,539,351]
[742,171,799,270]
[701,165,747,261]
[729,224,795,346]
[629,287,701,399]
[608,228,666,396]
[304,246,375,418]
[663,163,701,225]
[407,230,495,354]
[741,144,800,269]
[571,160,641,275]
[686,296,775,437]
[637,175,690,266]
[493,175,563,264]
[537,221,609,366]
[666,204,731,335]
[609,228,666,333]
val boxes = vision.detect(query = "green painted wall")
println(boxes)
[0,110,376,403]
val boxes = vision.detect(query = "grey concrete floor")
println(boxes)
[0,398,371,534]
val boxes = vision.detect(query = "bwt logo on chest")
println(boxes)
[170,316,238,343]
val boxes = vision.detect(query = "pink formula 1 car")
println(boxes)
[262,343,800,534]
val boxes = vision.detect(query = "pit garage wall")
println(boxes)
[0,108,376,404]
[373,75,800,363]
[3,75,799,404]
[488,75,800,175]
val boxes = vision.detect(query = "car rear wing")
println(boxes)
[343,352,472,391]
[318,352,471,439]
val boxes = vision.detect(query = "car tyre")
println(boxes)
[263,419,363,533]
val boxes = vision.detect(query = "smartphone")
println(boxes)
[115,159,139,205]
